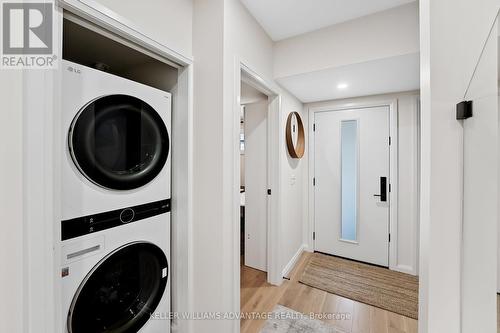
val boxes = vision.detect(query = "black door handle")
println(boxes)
[373,177,387,202]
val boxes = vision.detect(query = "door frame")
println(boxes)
[308,100,400,271]
[231,57,283,332]
[232,59,283,307]
[22,1,194,332]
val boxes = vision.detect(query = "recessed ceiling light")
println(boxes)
[337,83,349,90]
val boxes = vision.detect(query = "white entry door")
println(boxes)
[314,106,390,267]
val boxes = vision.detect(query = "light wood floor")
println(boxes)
[498,294,500,332]
[241,251,418,333]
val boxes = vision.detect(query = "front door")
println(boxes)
[314,106,390,267]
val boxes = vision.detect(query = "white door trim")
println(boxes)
[23,2,194,332]
[231,57,283,333]
[308,100,405,273]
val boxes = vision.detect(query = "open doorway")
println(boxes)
[236,66,283,333]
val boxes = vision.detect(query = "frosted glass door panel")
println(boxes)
[341,120,358,241]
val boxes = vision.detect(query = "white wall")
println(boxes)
[192,1,306,331]
[396,94,420,275]
[223,0,307,278]
[418,0,499,332]
[273,2,419,79]
[306,91,420,275]
[224,0,274,77]
[498,93,500,294]
[93,0,193,57]
[192,0,229,332]
[224,0,307,270]
[461,18,498,333]
[0,72,24,333]
[280,88,308,276]
[1,6,63,331]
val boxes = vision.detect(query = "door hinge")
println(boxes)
[389,183,391,192]
[313,123,316,131]
[313,232,316,240]
[389,136,391,145]
[267,188,272,195]
[389,233,391,242]
[313,177,316,186]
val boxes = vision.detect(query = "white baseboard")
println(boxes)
[304,244,314,253]
[391,263,418,276]
[281,244,306,278]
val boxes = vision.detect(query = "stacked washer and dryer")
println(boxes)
[60,60,172,333]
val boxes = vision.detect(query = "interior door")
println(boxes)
[244,101,268,271]
[314,106,390,266]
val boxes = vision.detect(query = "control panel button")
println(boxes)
[120,208,135,224]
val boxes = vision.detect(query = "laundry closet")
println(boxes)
[59,14,177,333]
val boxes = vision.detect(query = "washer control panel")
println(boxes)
[62,199,170,241]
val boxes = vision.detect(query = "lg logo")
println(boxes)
[2,2,53,55]
[67,66,81,74]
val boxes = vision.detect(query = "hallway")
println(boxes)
[241,252,418,333]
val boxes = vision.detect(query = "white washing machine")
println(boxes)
[60,60,171,333]
[61,59,171,220]
[61,210,170,333]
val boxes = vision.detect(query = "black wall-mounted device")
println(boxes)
[456,100,473,120]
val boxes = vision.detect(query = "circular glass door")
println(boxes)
[68,242,168,333]
[69,94,169,190]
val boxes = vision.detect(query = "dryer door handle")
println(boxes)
[67,245,101,260]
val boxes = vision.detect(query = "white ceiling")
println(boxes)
[277,53,420,103]
[240,0,417,41]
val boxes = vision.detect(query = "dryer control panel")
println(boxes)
[61,199,171,241]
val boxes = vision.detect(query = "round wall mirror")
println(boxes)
[285,112,305,159]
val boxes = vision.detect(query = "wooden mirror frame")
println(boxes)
[285,112,305,159]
